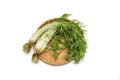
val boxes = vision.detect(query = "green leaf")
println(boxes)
[60,13,71,19]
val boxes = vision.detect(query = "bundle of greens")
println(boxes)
[23,14,87,63]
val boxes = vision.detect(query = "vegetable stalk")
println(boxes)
[29,21,59,44]
[34,26,57,54]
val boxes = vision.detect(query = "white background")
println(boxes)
[0,0,120,80]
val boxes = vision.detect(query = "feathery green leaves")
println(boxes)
[50,14,87,63]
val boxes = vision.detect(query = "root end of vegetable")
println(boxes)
[23,43,31,53]
[32,53,39,63]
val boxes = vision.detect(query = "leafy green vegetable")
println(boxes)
[23,13,87,63]
[50,14,87,63]
[49,36,66,60]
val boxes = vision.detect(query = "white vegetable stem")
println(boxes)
[34,26,57,54]
[29,21,59,44]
